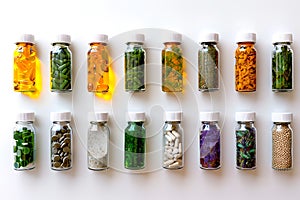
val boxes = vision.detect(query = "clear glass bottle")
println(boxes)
[124,34,146,92]
[13,112,36,170]
[124,112,146,170]
[162,33,183,92]
[87,34,110,93]
[272,33,293,92]
[235,33,256,92]
[14,34,37,92]
[88,112,110,170]
[50,34,72,92]
[198,33,220,92]
[199,112,221,170]
[272,112,293,170]
[50,112,72,171]
[235,112,256,170]
[162,111,183,169]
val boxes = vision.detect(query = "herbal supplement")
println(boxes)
[50,112,72,170]
[124,112,146,170]
[272,33,293,92]
[13,112,36,170]
[162,33,183,92]
[272,112,293,170]
[87,34,110,93]
[14,34,37,92]
[199,112,221,169]
[198,33,220,92]
[88,112,110,170]
[235,33,256,92]
[124,34,146,92]
[162,111,183,169]
[50,34,72,92]
[235,112,256,170]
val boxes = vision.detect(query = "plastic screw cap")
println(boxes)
[272,112,292,122]
[272,33,293,44]
[200,33,219,43]
[166,33,182,43]
[236,32,256,43]
[200,111,220,121]
[235,112,255,122]
[165,111,182,122]
[88,112,109,122]
[16,34,35,44]
[17,112,35,122]
[90,34,108,44]
[128,33,145,43]
[127,112,145,122]
[51,112,71,122]
[54,34,71,44]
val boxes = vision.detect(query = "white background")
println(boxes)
[0,0,300,199]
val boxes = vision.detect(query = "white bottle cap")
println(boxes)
[272,33,293,44]
[236,32,256,43]
[128,33,145,43]
[127,112,145,122]
[272,112,292,122]
[165,111,182,122]
[165,33,182,43]
[200,33,219,43]
[235,112,255,122]
[51,112,71,122]
[200,111,220,121]
[17,112,35,122]
[89,34,108,44]
[54,34,71,44]
[16,34,35,44]
[88,112,108,122]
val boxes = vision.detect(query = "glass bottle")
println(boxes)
[272,33,293,92]
[124,34,146,92]
[124,112,146,170]
[198,33,220,92]
[235,112,256,170]
[87,34,110,93]
[50,34,72,92]
[13,112,36,170]
[235,33,256,92]
[87,112,110,170]
[13,34,37,92]
[272,112,293,170]
[162,33,183,92]
[162,111,183,169]
[199,112,221,169]
[50,112,72,171]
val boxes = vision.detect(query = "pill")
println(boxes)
[167,132,176,140]
[172,130,180,138]
[175,139,179,148]
[165,134,172,142]
[164,159,175,166]
[178,143,182,154]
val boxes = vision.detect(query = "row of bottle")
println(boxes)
[13,111,293,171]
[14,32,294,94]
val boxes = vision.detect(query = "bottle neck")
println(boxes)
[90,42,107,47]
[53,121,70,125]
[16,121,33,125]
[128,121,144,126]
[90,121,107,126]
[237,42,255,47]
[202,121,218,125]
[126,42,143,48]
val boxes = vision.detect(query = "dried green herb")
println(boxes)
[124,122,146,169]
[162,44,183,92]
[236,125,256,169]
[125,47,145,91]
[272,44,293,91]
[198,43,219,91]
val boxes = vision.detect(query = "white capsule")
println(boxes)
[178,143,182,154]
[164,159,175,166]
[172,130,180,138]
[169,162,180,168]
[174,153,182,159]
[173,148,179,154]
[174,138,179,148]
[165,134,172,142]
[167,153,173,159]
[167,132,176,141]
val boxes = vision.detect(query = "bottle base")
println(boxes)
[272,89,293,92]
[88,167,109,171]
[236,166,256,170]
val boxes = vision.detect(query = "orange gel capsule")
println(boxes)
[87,34,110,93]
[13,34,37,92]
